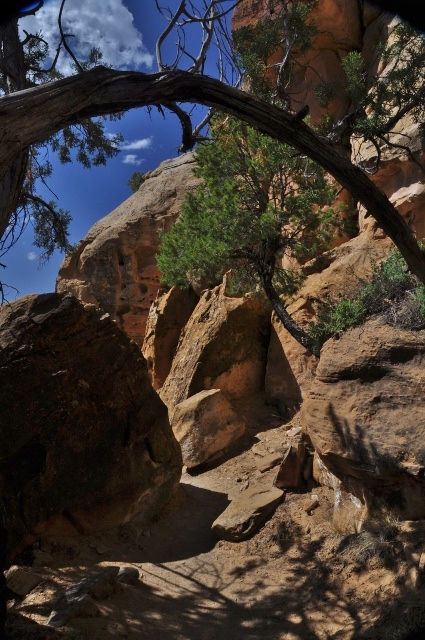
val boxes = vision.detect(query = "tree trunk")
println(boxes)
[0,66,424,281]
[259,271,313,351]
[0,17,28,240]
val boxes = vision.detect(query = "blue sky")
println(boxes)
[4,0,218,299]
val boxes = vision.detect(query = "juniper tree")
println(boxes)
[157,116,345,349]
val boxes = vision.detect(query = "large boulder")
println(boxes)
[56,153,201,346]
[159,280,271,414]
[0,293,182,558]
[142,285,199,390]
[302,317,425,519]
[171,389,246,468]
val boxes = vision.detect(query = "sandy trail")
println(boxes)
[7,403,425,639]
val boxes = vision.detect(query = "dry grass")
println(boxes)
[336,509,401,568]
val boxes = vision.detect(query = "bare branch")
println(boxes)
[192,107,215,139]
[156,0,186,71]
[162,101,195,151]
[58,0,83,73]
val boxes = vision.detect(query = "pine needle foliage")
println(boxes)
[158,116,345,338]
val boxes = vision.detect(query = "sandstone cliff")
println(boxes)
[56,153,201,346]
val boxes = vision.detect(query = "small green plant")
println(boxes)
[127,171,148,193]
[308,247,425,355]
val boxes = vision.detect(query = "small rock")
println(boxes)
[419,552,425,572]
[269,544,281,556]
[5,566,43,596]
[94,544,110,556]
[274,443,306,489]
[256,452,282,473]
[212,483,284,542]
[304,495,320,514]
[88,542,111,555]
[286,426,302,438]
[251,443,270,457]
[240,479,250,492]
[117,567,140,586]
[236,477,242,482]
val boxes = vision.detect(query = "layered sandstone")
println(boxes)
[56,153,200,346]
[302,317,425,519]
[160,280,271,415]
[265,222,392,412]
[142,285,199,390]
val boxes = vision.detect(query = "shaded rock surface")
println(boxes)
[274,444,306,490]
[5,566,43,597]
[47,566,119,628]
[56,153,200,346]
[171,389,245,468]
[142,285,199,390]
[313,451,367,531]
[0,293,182,558]
[160,281,271,415]
[211,483,284,542]
[302,317,425,518]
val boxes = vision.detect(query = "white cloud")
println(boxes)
[122,154,144,166]
[122,137,153,151]
[20,0,154,76]
[27,252,38,261]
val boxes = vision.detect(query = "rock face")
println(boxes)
[159,281,271,414]
[142,285,199,390]
[274,443,306,490]
[56,153,201,346]
[233,0,381,124]
[302,317,425,519]
[265,223,392,412]
[0,293,182,557]
[171,389,246,468]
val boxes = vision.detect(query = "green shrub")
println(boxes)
[308,247,425,355]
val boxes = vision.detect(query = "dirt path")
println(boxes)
[6,401,425,639]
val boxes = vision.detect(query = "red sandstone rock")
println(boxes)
[142,285,199,390]
[56,153,201,346]
[303,317,425,519]
[159,280,270,415]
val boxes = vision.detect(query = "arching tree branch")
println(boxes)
[0,66,424,282]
